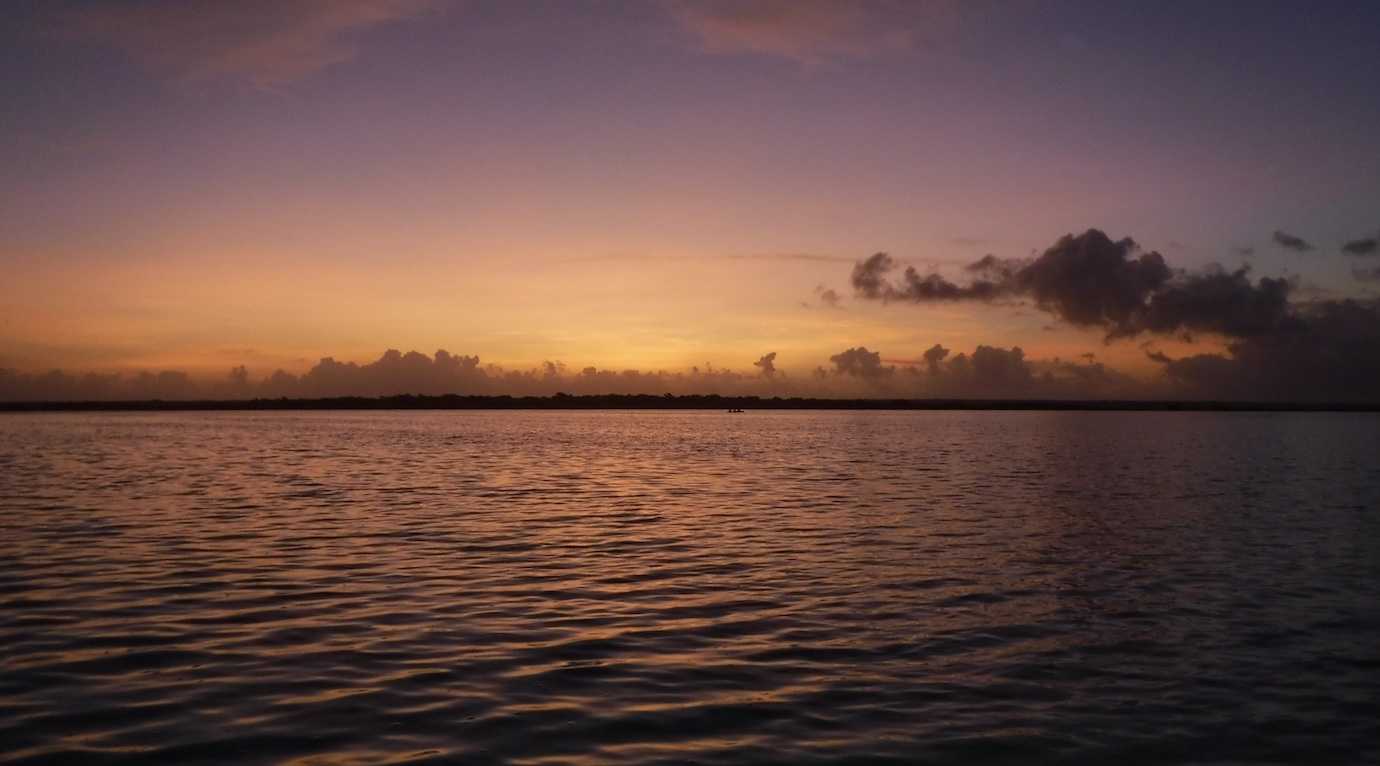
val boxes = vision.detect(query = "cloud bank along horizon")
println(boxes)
[6,225,1379,402]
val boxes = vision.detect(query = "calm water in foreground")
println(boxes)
[2,411,1377,765]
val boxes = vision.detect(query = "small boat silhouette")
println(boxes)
[727,408,745,413]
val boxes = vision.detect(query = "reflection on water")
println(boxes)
[2,411,1377,764]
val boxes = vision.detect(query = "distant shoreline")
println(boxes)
[2,395,1378,413]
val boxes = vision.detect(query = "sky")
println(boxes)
[3,0,1380,401]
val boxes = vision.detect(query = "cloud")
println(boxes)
[0,369,197,402]
[1013,231,1172,332]
[0,348,830,401]
[574,252,852,266]
[57,0,440,87]
[670,0,916,62]
[851,253,895,300]
[1272,230,1313,252]
[852,229,1300,340]
[9,327,1375,402]
[1131,265,1294,339]
[847,227,1380,401]
[865,342,1080,396]
[1341,237,1378,256]
[851,251,1013,303]
[1146,299,1380,402]
[901,342,1139,398]
[813,284,842,308]
[934,345,1033,396]
[964,253,1021,281]
[1353,266,1380,283]
[828,346,894,379]
[753,351,778,377]
[922,343,949,374]
[727,253,854,263]
[1233,246,1256,257]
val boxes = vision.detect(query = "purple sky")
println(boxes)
[3,1,1379,400]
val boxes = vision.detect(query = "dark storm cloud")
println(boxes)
[1341,237,1378,256]
[1272,230,1313,252]
[753,352,778,377]
[828,347,894,379]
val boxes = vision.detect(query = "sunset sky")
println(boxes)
[4,1,1379,400]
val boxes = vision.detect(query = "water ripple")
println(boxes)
[2,410,1378,764]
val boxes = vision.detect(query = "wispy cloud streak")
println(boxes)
[57,0,441,87]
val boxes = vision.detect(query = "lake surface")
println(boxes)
[2,411,1377,764]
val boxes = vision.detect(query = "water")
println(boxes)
[2,411,1377,764]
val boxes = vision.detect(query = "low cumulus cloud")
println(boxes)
[923,344,1033,396]
[9,330,1372,402]
[10,222,1380,402]
[848,227,1380,401]
[1015,233,1174,335]
[1341,237,1378,256]
[56,0,440,87]
[922,343,950,374]
[851,229,1298,340]
[1,349,811,402]
[8,345,1091,401]
[0,370,197,402]
[1272,230,1313,252]
[852,252,1012,302]
[873,342,1142,399]
[753,351,779,377]
[828,347,894,379]
[820,342,1129,398]
[1147,299,1380,401]
[899,344,1137,398]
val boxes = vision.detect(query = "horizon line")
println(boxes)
[4,394,1378,414]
